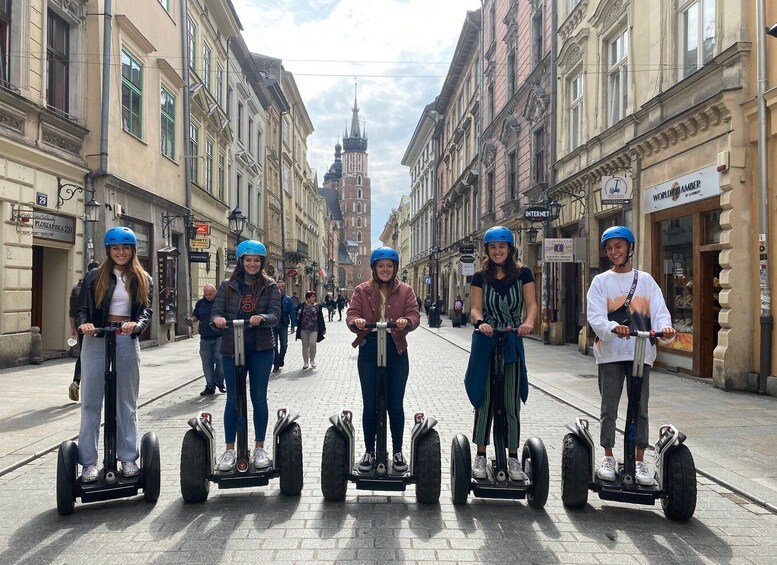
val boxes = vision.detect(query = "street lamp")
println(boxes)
[227,206,247,237]
[517,226,539,244]
[57,178,100,223]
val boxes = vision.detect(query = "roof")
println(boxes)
[318,187,343,221]
[338,242,353,265]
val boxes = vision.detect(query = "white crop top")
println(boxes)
[108,268,132,316]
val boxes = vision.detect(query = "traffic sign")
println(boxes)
[287,269,298,278]
[194,222,211,236]
[189,237,210,249]
[189,251,209,263]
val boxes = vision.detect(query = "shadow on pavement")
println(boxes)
[5,403,80,432]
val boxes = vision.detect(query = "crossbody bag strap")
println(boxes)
[622,270,639,308]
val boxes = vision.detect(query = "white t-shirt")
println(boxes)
[586,268,673,366]
[108,268,132,316]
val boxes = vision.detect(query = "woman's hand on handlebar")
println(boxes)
[516,322,533,337]
[395,317,410,331]
[212,316,227,329]
[613,324,631,338]
[79,323,96,336]
[249,315,263,327]
[120,321,137,335]
[478,322,494,337]
[352,318,367,330]
[660,326,676,339]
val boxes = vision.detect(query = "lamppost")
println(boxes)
[56,178,100,264]
[538,197,561,344]
[227,206,246,266]
[304,261,318,291]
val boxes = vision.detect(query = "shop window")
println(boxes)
[705,210,721,244]
[660,216,694,351]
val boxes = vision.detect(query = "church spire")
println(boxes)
[350,78,361,138]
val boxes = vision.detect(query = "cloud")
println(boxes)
[234,0,480,247]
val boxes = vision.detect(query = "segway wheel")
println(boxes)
[661,444,697,521]
[450,434,471,505]
[278,422,304,496]
[523,437,549,509]
[56,441,78,516]
[321,426,348,501]
[561,433,590,509]
[415,429,441,504]
[180,429,210,503]
[141,432,161,502]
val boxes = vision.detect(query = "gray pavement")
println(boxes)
[0,318,775,563]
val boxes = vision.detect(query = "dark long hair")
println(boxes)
[227,256,270,302]
[480,243,523,284]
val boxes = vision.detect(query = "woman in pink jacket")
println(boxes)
[346,247,420,473]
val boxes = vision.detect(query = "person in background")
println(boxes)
[211,240,280,471]
[68,260,100,401]
[273,281,297,373]
[336,293,346,321]
[295,290,326,369]
[346,247,420,473]
[75,227,152,481]
[189,284,225,396]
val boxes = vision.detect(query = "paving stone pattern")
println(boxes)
[0,320,774,564]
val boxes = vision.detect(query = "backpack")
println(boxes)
[454,300,463,312]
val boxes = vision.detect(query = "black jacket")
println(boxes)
[75,268,153,338]
[211,277,280,355]
[295,303,326,342]
[191,297,223,340]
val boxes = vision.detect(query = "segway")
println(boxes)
[450,327,549,507]
[561,330,697,521]
[321,322,441,503]
[56,326,161,515]
[180,319,303,502]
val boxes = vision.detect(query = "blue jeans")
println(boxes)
[358,335,409,454]
[273,325,289,369]
[222,348,274,444]
[199,337,224,389]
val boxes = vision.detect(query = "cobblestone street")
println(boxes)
[0,320,775,564]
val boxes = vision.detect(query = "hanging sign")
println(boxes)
[601,174,632,205]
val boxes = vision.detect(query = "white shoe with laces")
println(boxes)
[597,455,617,482]
[472,455,487,479]
[635,460,654,486]
[121,460,139,477]
[507,456,528,482]
[253,447,272,469]
[81,464,99,482]
[217,449,236,472]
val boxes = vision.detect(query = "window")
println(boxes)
[47,11,70,114]
[247,183,253,222]
[356,202,362,213]
[218,151,225,201]
[569,73,583,150]
[0,0,9,86]
[507,150,517,199]
[568,0,581,14]
[357,175,362,185]
[121,50,143,137]
[160,86,175,159]
[507,50,516,98]
[236,173,242,207]
[158,0,170,11]
[607,29,629,126]
[248,117,253,153]
[678,0,715,79]
[533,127,545,183]
[357,217,362,228]
[488,1,496,46]
[205,139,213,193]
[283,164,290,193]
[487,83,494,123]
[187,18,196,70]
[486,170,494,213]
[189,122,199,182]
[357,231,362,242]
[216,64,223,105]
[226,85,232,119]
[237,102,244,142]
[532,6,544,66]
[357,188,362,199]
[203,43,211,90]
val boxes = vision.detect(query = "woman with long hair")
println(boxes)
[75,227,153,482]
[211,240,281,471]
[346,247,420,473]
[294,290,326,369]
[465,226,537,482]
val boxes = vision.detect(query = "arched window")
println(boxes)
[357,217,362,227]
[356,202,362,214]
[357,188,362,199]
[357,231,362,242]
[357,175,362,185]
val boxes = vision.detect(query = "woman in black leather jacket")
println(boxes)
[75,227,153,483]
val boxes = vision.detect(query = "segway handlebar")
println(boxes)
[611,329,666,338]
[92,325,139,336]
[210,319,246,330]
[349,321,399,331]
[475,325,524,333]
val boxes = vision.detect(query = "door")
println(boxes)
[31,246,44,330]
[699,249,721,378]
[561,261,581,343]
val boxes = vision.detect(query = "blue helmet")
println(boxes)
[104,226,136,247]
[370,247,399,266]
[483,225,514,247]
[237,240,267,259]
[601,226,635,248]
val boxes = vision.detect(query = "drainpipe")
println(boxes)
[180,0,193,319]
[755,0,772,394]
[84,0,113,266]
[279,107,288,285]
[543,1,558,345]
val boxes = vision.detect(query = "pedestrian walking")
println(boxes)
[211,240,281,472]
[453,294,464,327]
[464,226,537,482]
[587,226,676,486]
[295,290,326,369]
[75,227,153,482]
[273,281,297,373]
[423,295,432,316]
[189,284,225,396]
[324,293,336,322]
[336,293,346,321]
[346,247,420,473]
[68,260,100,401]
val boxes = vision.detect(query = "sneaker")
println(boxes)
[279,359,285,368]
[121,460,140,477]
[252,447,272,470]
[302,363,309,370]
[272,366,281,373]
[217,384,226,393]
[68,381,80,402]
[200,387,215,396]
[597,455,617,482]
[81,464,99,483]
[392,452,408,472]
[472,455,488,479]
[358,452,375,472]
[311,361,317,368]
[635,460,654,486]
[217,449,236,472]
[507,456,528,482]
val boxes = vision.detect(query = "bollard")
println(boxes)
[30,326,44,364]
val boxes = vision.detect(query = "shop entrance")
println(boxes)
[699,248,722,378]
[561,261,581,343]
[31,245,70,352]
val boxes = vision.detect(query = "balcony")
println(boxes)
[284,239,309,264]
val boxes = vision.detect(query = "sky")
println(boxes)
[233,0,481,248]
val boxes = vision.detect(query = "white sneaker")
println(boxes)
[472,455,487,479]
[597,455,617,482]
[217,449,236,471]
[121,460,139,477]
[253,447,272,470]
[310,361,316,368]
[635,460,654,486]
[81,464,99,482]
[507,456,528,482]
[302,363,309,370]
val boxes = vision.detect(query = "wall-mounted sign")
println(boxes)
[601,174,632,205]
[523,206,551,221]
[459,255,476,264]
[189,251,209,263]
[458,262,476,276]
[287,269,298,278]
[189,238,210,249]
[194,222,211,236]
[644,165,720,213]
[459,244,475,254]
[544,238,574,263]
[32,211,75,244]
[36,192,48,207]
